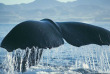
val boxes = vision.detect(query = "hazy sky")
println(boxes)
[0,0,77,5]
[57,0,77,3]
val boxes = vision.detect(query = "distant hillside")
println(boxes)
[0,0,110,24]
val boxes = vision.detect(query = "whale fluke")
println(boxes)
[57,22,110,47]
[1,19,64,52]
[1,19,110,51]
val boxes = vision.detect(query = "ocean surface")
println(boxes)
[0,22,110,74]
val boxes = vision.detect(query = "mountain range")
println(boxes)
[0,0,110,24]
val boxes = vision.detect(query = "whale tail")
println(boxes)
[1,19,110,72]
[57,22,110,46]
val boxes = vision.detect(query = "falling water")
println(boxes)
[0,47,43,74]
[0,44,110,74]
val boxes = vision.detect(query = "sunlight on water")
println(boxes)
[0,44,110,74]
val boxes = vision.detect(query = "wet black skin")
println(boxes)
[1,19,110,52]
